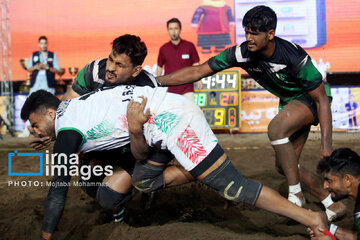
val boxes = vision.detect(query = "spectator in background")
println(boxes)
[156,18,201,102]
[27,36,61,94]
[19,36,61,138]
[345,94,358,128]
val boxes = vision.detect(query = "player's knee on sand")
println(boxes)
[96,184,132,210]
[200,157,262,205]
[132,161,166,193]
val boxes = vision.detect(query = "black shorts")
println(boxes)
[148,148,174,164]
[281,94,331,126]
[296,94,319,126]
[80,144,136,175]
[79,145,136,198]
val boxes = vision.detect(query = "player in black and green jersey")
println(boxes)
[312,148,360,240]
[159,5,345,220]
[62,37,159,100]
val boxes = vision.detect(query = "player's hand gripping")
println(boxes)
[28,126,52,150]
[307,227,334,240]
[127,96,150,133]
[320,144,333,160]
[307,210,334,240]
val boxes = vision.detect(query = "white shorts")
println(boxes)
[144,93,218,171]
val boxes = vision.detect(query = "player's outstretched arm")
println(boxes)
[40,130,83,240]
[127,96,151,161]
[158,61,214,86]
[309,83,333,159]
[255,186,327,236]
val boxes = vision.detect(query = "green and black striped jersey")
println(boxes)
[208,37,327,104]
[72,58,160,95]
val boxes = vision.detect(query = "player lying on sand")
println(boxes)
[309,148,360,240]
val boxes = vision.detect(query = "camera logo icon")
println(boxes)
[8,150,43,176]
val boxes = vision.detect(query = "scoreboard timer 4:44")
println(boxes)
[194,70,241,130]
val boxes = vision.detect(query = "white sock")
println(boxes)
[321,194,334,208]
[289,182,302,194]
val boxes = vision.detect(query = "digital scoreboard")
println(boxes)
[194,70,241,130]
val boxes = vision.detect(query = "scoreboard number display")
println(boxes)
[194,70,241,129]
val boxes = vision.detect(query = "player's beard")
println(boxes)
[45,119,56,141]
[330,191,348,202]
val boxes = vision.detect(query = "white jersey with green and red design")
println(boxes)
[55,85,167,152]
[55,85,218,171]
[208,37,329,104]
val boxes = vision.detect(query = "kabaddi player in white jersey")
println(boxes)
[21,87,327,239]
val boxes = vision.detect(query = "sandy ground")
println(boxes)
[0,132,359,240]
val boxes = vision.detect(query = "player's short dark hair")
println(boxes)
[39,36,48,42]
[111,34,147,66]
[21,90,61,121]
[242,5,277,32]
[317,148,360,178]
[167,18,181,29]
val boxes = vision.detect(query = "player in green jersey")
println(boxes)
[158,5,345,221]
